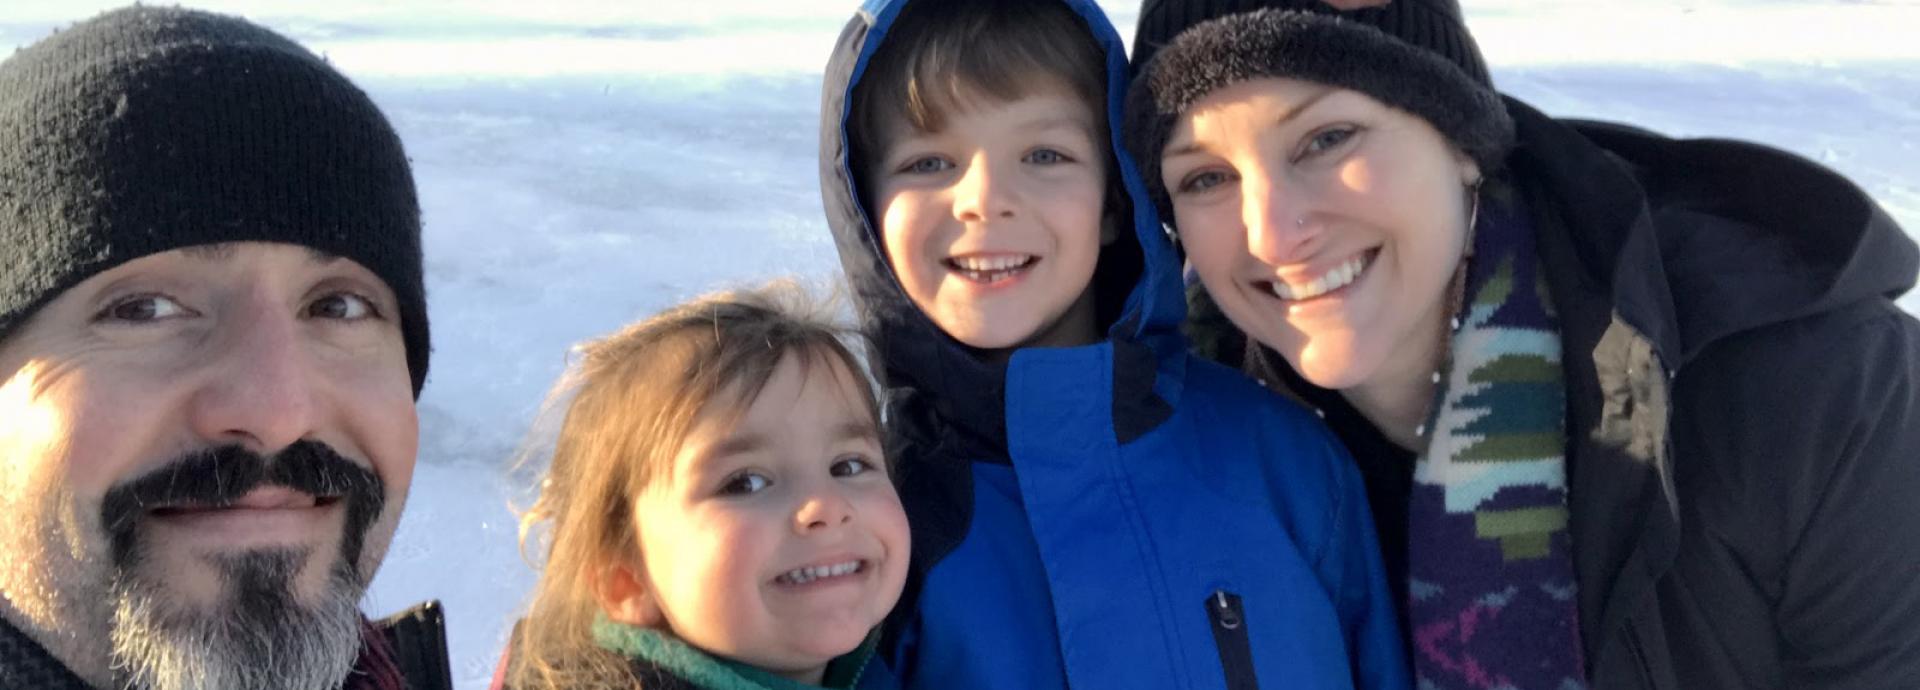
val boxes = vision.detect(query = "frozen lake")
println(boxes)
[5,2,1917,687]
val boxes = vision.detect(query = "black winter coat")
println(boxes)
[1199,98,1920,688]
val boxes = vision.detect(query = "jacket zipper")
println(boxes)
[1206,590,1260,690]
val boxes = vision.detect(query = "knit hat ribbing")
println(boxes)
[1123,2,1514,223]
[0,6,430,395]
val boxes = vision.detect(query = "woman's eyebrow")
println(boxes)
[1164,85,1339,159]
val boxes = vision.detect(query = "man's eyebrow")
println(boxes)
[1162,86,1337,160]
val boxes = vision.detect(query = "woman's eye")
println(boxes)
[831,455,876,478]
[900,156,953,175]
[718,472,771,496]
[95,294,192,323]
[1298,126,1359,160]
[1177,170,1233,194]
[1024,148,1071,165]
[307,293,379,320]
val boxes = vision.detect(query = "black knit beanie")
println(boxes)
[0,6,430,395]
[1123,1,1513,221]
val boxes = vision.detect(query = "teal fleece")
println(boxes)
[592,618,876,690]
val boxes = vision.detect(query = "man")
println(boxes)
[0,6,449,689]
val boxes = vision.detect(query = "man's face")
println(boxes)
[0,242,418,689]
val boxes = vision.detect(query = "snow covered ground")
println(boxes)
[4,2,1917,687]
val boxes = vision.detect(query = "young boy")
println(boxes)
[818,1,1411,688]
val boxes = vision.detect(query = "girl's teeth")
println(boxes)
[1271,255,1368,301]
[777,560,863,585]
[950,255,1034,278]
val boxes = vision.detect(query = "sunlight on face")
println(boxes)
[872,85,1109,352]
[627,352,908,685]
[1160,78,1478,395]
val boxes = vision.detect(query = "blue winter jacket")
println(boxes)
[816,1,1410,688]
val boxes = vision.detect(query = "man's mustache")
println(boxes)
[100,441,387,569]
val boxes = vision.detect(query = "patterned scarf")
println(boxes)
[1408,193,1587,690]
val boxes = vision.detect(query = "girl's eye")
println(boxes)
[1297,125,1359,161]
[899,156,953,175]
[718,472,772,497]
[1024,148,1071,165]
[307,292,380,320]
[1177,170,1234,194]
[831,455,876,478]
[95,294,192,323]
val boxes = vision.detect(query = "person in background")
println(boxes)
[0,6,449,690]
[1125,1,1920,687]
[497,282,906,690]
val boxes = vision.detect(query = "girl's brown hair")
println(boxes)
[505,280,880,689]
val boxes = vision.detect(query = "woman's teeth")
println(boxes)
[776,560,863,585]
[1271,254,1368,301]
[948,255,1035,283]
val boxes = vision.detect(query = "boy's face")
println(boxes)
[629,352,908,684]
[870,85,1110,351]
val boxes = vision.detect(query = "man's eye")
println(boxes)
[718,472,771,496]
[899,156,953,175]
[95,294,191,323]
[307,293,378,320]
[831,455,877,477]
[1025,148,1070,165]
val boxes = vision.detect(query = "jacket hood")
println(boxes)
[817,0,1184,453]
[1509,99,1916,366]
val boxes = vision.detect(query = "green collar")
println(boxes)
[592,617,876,690]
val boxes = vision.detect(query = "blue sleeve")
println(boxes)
[1316,439,1413,690]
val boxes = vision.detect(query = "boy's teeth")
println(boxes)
[777,560,863,585]
[1271,255,1368,301]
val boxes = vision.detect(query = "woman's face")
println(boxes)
[1159,77,1479,391]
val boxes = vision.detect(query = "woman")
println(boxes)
[1123,1,1920,688]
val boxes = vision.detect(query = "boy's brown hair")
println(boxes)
[850,0,1110,179]
[506,280,881,689]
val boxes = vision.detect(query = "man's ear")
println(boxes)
[592,561,662,627]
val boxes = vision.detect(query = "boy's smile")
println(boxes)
[872,87,1110,351]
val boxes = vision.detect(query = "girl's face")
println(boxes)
[1159,77,1479,393]
[623,352,908,683]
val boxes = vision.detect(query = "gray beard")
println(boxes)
[108,549,365,690]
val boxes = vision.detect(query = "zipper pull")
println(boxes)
[1205,590,1258,689]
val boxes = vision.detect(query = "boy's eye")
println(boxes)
[1296,125,1360,161]
[1177,170,1234,195]
[307,292,381,320]
[898,156,953,175]
[830,455,877,478]
[94,294,193,323]
[718,472,772,497]
[1024,148,1072,165]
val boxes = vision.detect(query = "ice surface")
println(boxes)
[3,2,1915,687]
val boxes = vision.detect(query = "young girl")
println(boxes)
[496,282,909,690]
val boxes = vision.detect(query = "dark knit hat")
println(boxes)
[1123,1,1514,220]
[0,6,430,394]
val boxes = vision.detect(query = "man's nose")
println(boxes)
[185,296,317,454]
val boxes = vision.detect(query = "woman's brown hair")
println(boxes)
[505,279,880,689]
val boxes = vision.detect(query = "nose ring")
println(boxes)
[1296,216,1307,229]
